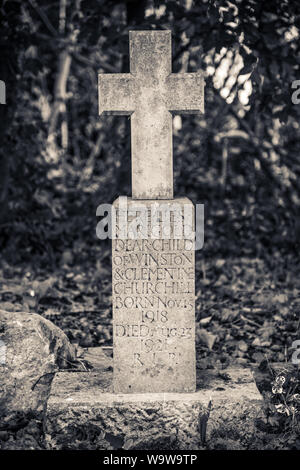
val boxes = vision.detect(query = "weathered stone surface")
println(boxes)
[0,310,75,416]
[45,348,263,450]
[98,30,204,199]
[112,197,195,393]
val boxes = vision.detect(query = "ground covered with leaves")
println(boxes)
[1,239,299,366]
[0,245,300,449]
[1,187,300,450]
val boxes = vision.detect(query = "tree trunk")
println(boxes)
[115,0,148,196]
[0,3,21,223]
[47,0,73,154]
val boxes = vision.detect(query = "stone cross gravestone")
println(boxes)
[46,31,261,450]
[99,30,204,393]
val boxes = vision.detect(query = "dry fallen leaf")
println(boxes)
[199,316,212,326]
[197,329,217,350]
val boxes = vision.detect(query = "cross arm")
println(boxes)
[166,72,205,114]
[98,73,135,115]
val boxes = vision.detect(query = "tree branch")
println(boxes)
[28,0,58,37]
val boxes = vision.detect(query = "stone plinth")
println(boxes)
[112,197,195,393]
[44,348,263,450]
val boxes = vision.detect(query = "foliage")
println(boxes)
[0,0,299,263]
[259,362,300,433]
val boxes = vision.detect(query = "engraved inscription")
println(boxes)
[112,198,196,393]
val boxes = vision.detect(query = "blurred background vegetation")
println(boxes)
[1,0,300,267]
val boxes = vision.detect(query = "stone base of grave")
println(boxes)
[44,348,263,450]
